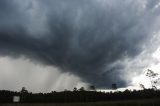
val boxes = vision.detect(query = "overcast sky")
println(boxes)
[0,0,160,92]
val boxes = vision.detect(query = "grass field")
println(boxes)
[0,98,160,106]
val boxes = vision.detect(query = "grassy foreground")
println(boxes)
[0,98,160,106]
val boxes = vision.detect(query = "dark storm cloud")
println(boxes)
[0,0,160,88]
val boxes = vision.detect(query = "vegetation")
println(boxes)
[0,69,159,105]
[1,99,160,106]
[0,88,160,103]
[146,69,159,90]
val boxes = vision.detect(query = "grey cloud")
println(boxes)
[0,0,160,89]
[146,0,160,9]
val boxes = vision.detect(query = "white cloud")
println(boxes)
[127,32,160,89]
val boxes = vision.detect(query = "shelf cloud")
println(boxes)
[0,0,160,89]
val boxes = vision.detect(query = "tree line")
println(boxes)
[0,69,159,103]
[0,88,160,103]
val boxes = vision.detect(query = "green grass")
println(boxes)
[0,98,160,106]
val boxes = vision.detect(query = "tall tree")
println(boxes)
[88,85,96,91]
[112,84,117,90]
[146,69,159,90]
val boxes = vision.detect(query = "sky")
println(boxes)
[0,0,160,92]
